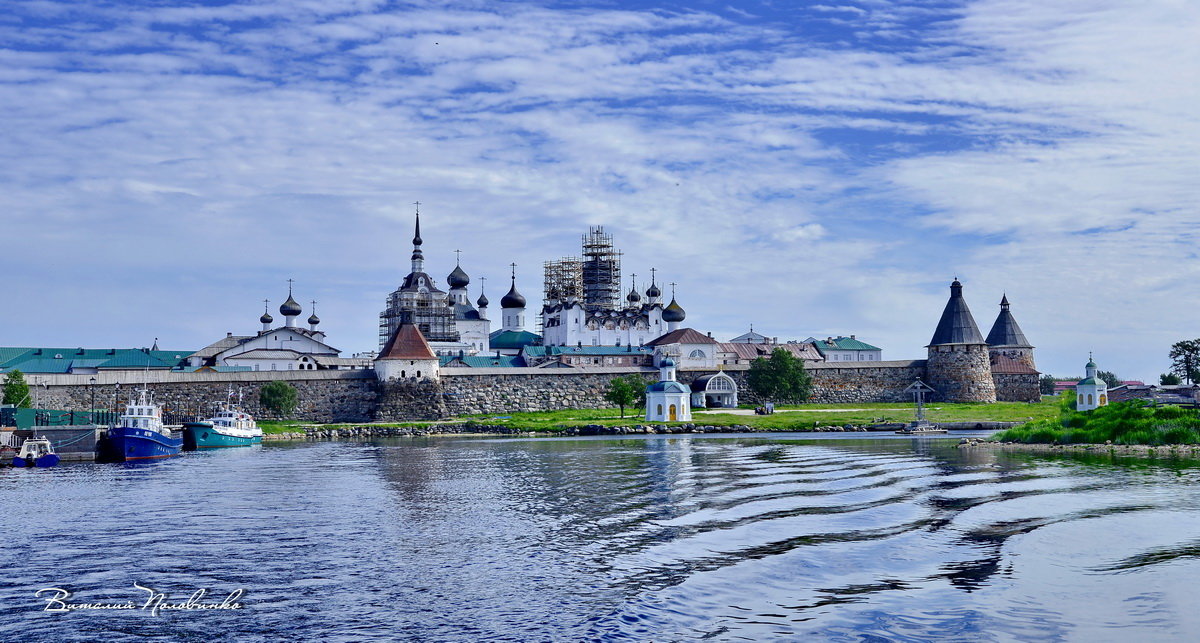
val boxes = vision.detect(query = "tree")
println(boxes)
[1169,339,1200,384]
[3,370,32,408]
[1161,373,1181,385]
[1096,370,1123,388]
[604,376,638,418]
[748,348,812,403]
[260,381,298,418]
[1039,374,1057,395]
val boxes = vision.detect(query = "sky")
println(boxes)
[2,0,1198,380]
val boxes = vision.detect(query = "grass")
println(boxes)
[461,398,1060,432]
[994,397,1200,445]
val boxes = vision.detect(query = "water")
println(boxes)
[4,432,1200,641]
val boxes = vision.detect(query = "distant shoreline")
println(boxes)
[958,438,1200,459]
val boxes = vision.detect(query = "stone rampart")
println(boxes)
[993,373,1040,403]
[926,344,997,403]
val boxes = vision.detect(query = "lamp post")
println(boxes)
[89,377,97,424]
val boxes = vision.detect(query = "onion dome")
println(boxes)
[662,298,686,322]
[260,311,273,324]
[280,294,302,317]
[447,264,470,289]
[661,357,676,367]
[477,292,489,308]
[308,313,320,326]
[627,286,641,304]
[501,280,526,309]
[646,282,661,299]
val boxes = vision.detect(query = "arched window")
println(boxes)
[656,404,663,417]
[401,370,406,378]
[416,371,421,378]
[1078,394,1084,405]
[1088,394,1094,405]
[689,350,706,359]
[1099,394,1107,405]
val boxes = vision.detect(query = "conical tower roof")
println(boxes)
[928,279,985,346]
[378,317,436,360]
[985,294,1031,347]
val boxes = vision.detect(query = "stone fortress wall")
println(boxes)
[27,358,1036,423]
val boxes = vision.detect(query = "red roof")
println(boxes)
[990,354,1039,375]
[645,328,717,346]
[378,322,436,360]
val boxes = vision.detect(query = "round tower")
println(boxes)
[925,279,997,403]
[985,294,1035,369]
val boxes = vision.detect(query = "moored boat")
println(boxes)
[99,388,182,462]
[13,436,59,468]
[183,403,262,450]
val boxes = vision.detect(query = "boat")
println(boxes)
[12,436,59,467]
[182,401,262,450]
[895,421,948,435]
[99,388,182,462]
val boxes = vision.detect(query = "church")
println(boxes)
[378,208,493,356]
[187,283,368,371]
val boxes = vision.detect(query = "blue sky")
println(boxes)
[2,0,1198,380]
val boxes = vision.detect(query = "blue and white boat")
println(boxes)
[100,388,182,462]
[12,437,59,468]
[183,402,262,450]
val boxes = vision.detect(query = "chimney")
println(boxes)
[227,332,233,337]
[851,334,856,339]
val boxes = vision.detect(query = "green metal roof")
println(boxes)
[0,347,192,373]
[488,330,542,350]
[1077,377,1105,386]
[440,355,524,368]
[816,337,881,352]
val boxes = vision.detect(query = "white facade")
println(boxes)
[645,359,692,423]
[1076,356,1109,411]
[375,357,439,381]
[690,372,738,409]
[541,300,665,347]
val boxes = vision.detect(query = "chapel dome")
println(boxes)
[662,298,686,322]
[447,265,470,289]
[501,283,526,309]
[280,295,302,317]
[260,312,274,324]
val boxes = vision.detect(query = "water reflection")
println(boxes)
[4,433,1200,640]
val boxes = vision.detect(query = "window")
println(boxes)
[1088,394,1094,405]
[689,350,705,359]
[657,404,663,416]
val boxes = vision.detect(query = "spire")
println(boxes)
[477,276,489,308]
[928,278,984,346]
[308,300,320,328]
[646,267,661,301]
[410,202,424,274]
[626,272,641,305]
[260,299,273,326]
[985,293,1031,347]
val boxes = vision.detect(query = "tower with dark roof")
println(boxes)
[924,279,997,403]
[378,206,461,349]
[985,294,1040,402]
[500,264,527,332]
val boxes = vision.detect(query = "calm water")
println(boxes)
[3,433,1200,641]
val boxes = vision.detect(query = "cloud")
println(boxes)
[0,0,1196,379]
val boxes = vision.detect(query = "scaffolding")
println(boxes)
[543,258,583,303]
[582,226,622,310]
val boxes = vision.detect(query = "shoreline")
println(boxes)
[958,437,1200,459]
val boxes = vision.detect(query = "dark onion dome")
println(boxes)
[627,287,641,304]
[280,294,302,317]
[662,298,686,322]
[501,281,526,309]
[646,282,662,299]
[477,292,489,308]
[260,311,274,324]
[308,313,320,326]
[928,279,984,345]
[447,264,470,289]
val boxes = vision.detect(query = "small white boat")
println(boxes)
[13,436,59,467]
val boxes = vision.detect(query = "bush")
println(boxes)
[260,381,298,418]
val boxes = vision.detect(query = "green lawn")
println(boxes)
[461,398,1059,432]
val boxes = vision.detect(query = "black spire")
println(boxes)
[985,294,1031,347]
[413,202,423,247]
[928,278,985,345]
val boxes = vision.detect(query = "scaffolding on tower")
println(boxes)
[581,226,622,310]
[543,258,583,303]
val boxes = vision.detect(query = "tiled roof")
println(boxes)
[717,343,822,361]
[990,354,1039,375]
[379,322,436,360]
[645,328,717,346]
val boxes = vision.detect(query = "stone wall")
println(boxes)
[926,344,997,403]
[33,371,378,423]
[993,373,1040,403]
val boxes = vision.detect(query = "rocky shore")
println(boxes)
[263,422,885,441]
[957,437,1200,459]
